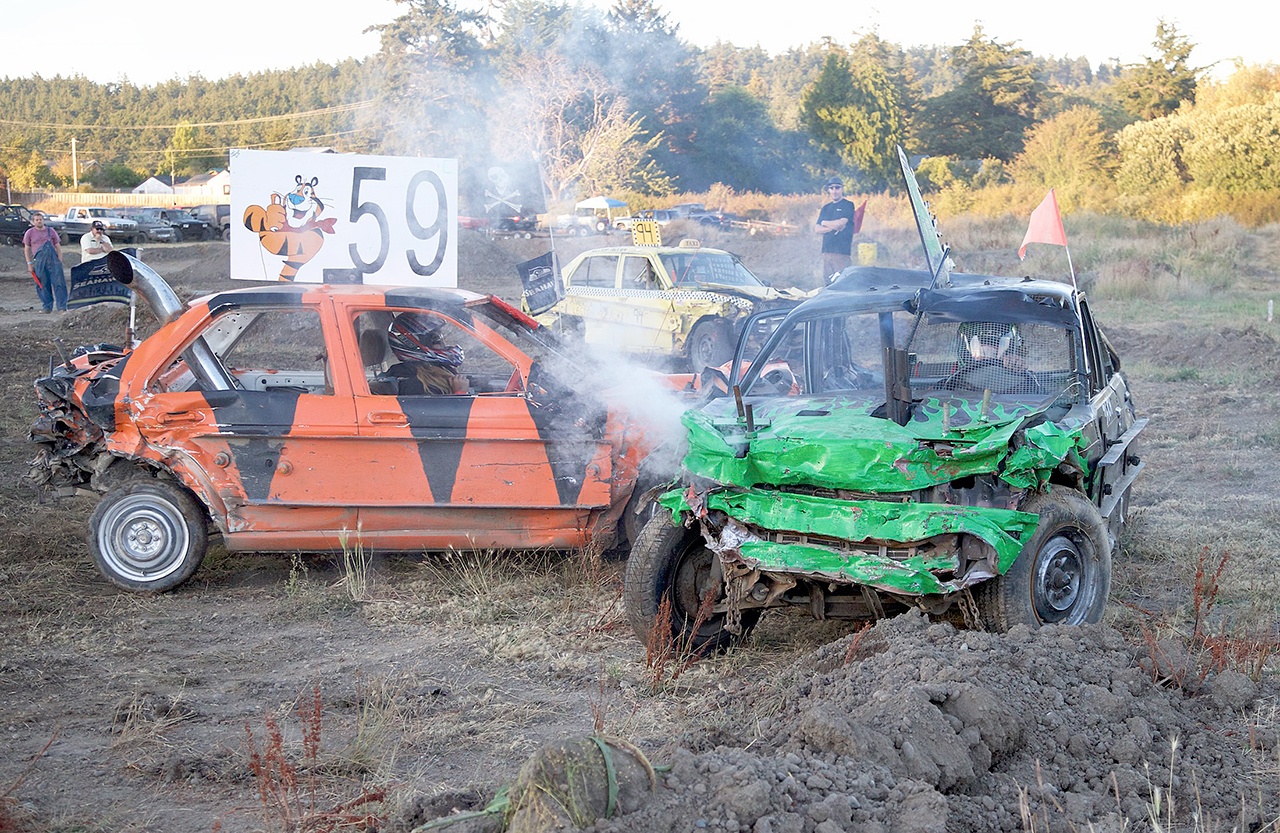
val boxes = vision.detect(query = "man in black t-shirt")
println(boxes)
[814,175,856,281]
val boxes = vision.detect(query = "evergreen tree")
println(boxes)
[800,43,905,190]
[912,26,1044,162]
[1114,20,1202,120]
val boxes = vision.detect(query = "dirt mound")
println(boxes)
[579,613,1275,833]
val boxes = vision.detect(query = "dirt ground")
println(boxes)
[0,224,1278,833]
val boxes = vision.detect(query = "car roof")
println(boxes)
[197,282,488,315]
[794,265,1082,322]
[572,245,736,258]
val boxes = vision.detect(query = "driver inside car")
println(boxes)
[960,322,1028,370]
[373,312,468,395]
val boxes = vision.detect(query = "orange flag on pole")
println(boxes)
[1018,189,1067,260]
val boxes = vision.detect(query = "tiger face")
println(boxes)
[279,175,323,229]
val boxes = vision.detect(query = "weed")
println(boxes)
[337,525,371,602]
[286,552,308,595]
[234,684,386,833]
[643,586,717,689]
[0,730,57,833]
[1129,548,1278,691]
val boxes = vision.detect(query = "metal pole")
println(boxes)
[72,137,78,190]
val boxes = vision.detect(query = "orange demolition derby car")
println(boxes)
[29,253,674,593]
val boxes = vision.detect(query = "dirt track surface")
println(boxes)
[0,228,1278,832]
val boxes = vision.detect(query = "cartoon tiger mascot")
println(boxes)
[243,175,337,281]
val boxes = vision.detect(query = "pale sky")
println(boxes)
[0,0,1270,86]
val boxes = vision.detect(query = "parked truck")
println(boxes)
[1,204,33,245]
[47,207,139,245]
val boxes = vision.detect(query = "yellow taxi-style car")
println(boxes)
[535,239,811,370]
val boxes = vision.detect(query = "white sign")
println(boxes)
[230,149,458,287]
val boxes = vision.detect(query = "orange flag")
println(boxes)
[1018,189,1067,260]
[852,199,867,235]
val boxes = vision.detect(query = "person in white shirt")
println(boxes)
[80,221,113,262]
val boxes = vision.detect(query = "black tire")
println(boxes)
[221,226,231,241]
[978,489,1111,630]
[686,319,734,373]
[88,480,208,593]
[200,227,213,241]
[594,219,607,233]
[624,509,760,654]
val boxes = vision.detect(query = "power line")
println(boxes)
[0,100,377,131]
[121,126,380,159]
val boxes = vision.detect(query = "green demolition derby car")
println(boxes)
[623,150,1146,650]
[624,265,1147,650]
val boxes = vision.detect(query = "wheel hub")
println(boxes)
[1037,536,1082,613]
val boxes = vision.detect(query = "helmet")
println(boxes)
[959,322,1020,361]
[388,312,464,368]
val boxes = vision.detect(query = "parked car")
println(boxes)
[495,212,537,237]
[48,206,140,244]
[135,208,212,241]
[613,209,676,231]
[624,150,1148,651]
[28,254,682,593]
[115,208,177,243]
[188,204,231,241]
[0,204,32,245]
[532,241,812,371]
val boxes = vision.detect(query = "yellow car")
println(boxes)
[535,241,810,370]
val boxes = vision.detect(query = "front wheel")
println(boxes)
[624,509,760,654]
[686,319,734,373]
[89,480,208,593]
[978,489,1111,630]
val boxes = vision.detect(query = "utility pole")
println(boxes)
[72,137,78,190]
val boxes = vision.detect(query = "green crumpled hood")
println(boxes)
[682,394,1087,494]
[659,485,1041,593]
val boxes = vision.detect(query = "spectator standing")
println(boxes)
[80,220,114,262]
[814,176,856,281]
[22,211,67,313]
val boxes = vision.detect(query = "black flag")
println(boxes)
[516,252,561,316]
[68,248,138,309]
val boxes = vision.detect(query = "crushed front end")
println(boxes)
[28,345,132,497]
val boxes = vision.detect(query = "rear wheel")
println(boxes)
[624,509,760,654]
[221,226,231,241]
[977,489,1111,630]
[89,480,208,593]
[686,319,734,373]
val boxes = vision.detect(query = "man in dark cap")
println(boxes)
[814,175,856,281]
[80,220,114,263]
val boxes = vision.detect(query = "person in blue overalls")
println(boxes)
[22,211,67,313]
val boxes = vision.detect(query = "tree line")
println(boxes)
[2,0,1278,224]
